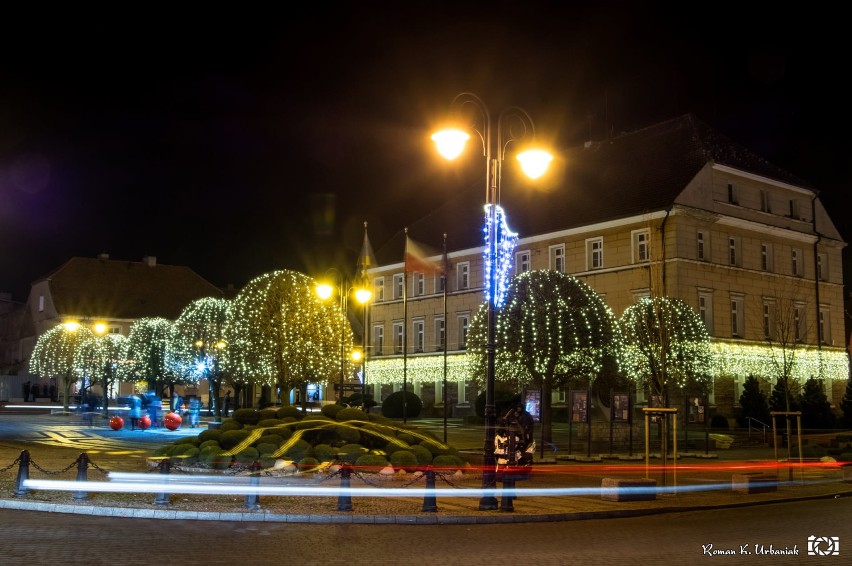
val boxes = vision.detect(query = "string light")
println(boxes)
[483,204,518,308]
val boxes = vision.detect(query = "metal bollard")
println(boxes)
[500,476,515,512]
[244,460,262,510]
[337,463,353,512]
[154,458,171,506]
[74,453,89,501]
[14,450,30,497]
[422,467,437,512]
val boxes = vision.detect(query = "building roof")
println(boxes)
[375,114,815,263]
[37,256,224,320]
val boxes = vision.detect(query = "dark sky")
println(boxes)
[2,3,849,303]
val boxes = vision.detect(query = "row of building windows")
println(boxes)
[726,182,807,221]
[371,314,470,356]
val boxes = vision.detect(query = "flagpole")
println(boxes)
[362,222,370,405]
[403,229,409,424]
[442,232,448,443]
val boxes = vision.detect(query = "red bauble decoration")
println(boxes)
[138,415,151,430]
[164,412,182,431]
[109,416,124,430]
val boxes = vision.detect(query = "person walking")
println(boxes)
[22,381,30,402]
[223,391,232,417]
[188,397,201,428]
[128,395,142,430]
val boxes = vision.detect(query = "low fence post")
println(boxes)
[422,467,437,512]
[154,458,171,506]
[244,460,261,510]
[74,453,89,501]
[337,463,353,512]
[14,450,30,497]
[500,476,516,512]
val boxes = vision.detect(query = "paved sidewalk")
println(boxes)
[2,407,851,524]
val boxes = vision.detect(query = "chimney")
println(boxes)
[143,256,157,267]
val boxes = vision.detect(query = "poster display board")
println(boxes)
[570,390,589,423]
[523,389,541,422]
[612,392,630,422]
[688,396,705,423]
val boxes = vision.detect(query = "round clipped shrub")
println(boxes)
[368,413,394,424]
[173,446,200,466]
[219,429,252,450]
[268,427,294,441]
[199,445,221,459]
[255,434,285,448]
[233,408,261,425]
[397,432,416,445]
[432,454,467,470]
[275,406,304,420]
[259,454,277,469]
[408,444,434,465]
[235,447,260,465]
[199,440,221,451]
[298,457,321,472]
[389,450,419,472]
[381,391,422,419]
[421,440,452,456]
[198,429,223,443]
[282,439,313,461]
[321,403,346,419]
[218,420,244,432]
[337,443,368,464]
[203,450,232,469]
[258,409,278,421]
[343,392,377,410]
[172,437,198,447]
[255,443,279,456]
[313,443,337,462]
[385,437,411,453]
[355,453,390,472]
[257,419,284,428]
[334,424,362,444]
[336,407,370,422]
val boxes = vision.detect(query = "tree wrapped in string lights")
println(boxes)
[226,270,349,402]
[468,270,622,444]
[619,296,712,401]
[30,323,95,412]
[124,317,172,393]
[76,332,127,417]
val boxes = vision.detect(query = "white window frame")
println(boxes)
[792,248,803,277]
[516,250,531,275]
[730,295,744,338]
[632,229,650,263]
[373,325,384,356]
[762,299,775,340]
[728,236,739,267]
[413,272,425,297]
[412,319,425,353]
[698,290,714,335]
[436,273,446,294]
[549,244,565,272]
[457,262,470,290]
[392,321,404,354]
[435,317,445,351]
[457,314,470,350]
[696,230,708,261]
[373,277,384,303]
[819,308,831,345]
[393,273,404,300]
[586,237,603,270]
[760,243,773,272]
[794,303,806,342]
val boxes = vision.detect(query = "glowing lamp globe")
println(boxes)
[516,149,553,179]
[109,416,124,431]
[138,415,151,430]
[432,129,470,160]
[164,412,182,431]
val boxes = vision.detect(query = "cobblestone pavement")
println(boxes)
[1,407,851,524]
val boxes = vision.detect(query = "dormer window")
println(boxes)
[727,183,737,205]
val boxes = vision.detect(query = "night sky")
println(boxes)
[2,3,849,303]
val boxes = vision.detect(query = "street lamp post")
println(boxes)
[433,92,552,511]
[316,270,371,404]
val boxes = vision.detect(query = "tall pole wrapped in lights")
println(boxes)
[432,92,552,510]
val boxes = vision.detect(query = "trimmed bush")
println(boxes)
[355,454,390,471]
[334,424,362,444]
[275,406,304,420]
[385,437,412,452]
[235,447,260,465]
[218,420,244,432]
[313,443,337,462]
[173,446,200,466]
[282,439,313,461]
[298,457,321,472]
[232,408,261,425]
[219,429,252,450]
[257,419,284,428]
[255,434,285,448]
[397,432,416,445]
[203,450,232,470]
[258,409,278,421]
[432,454,467,470]
[255,442,279,456]
[408,444,434,465]
[381,391,422,419]
[259,455,277,469]
[343,392,377,410]
[268,427,294,441]
[197,429,223,443]
[337,443,368,464]
[389,450,419,472]
[199,440,221,451]
[321,404,346,419]
[336,407,370,422]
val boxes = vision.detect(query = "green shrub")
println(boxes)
[233,408,261,425]
[218,420,244,432]
[203,450,232,469]
[282,439,313,461]
[710,415,729,430]
[199,440,221,451]
[359,423,395,448]
[297,457,321,472]
[355,454,390,471]
[235,447,260,465]
[268,427,294,441]
[257,419,284,428]
[336,407,370,422]
[337,443,368,464]
[334,424,362,444]
[258,409,278,421]
[385,437,411,452]
[321,404,346,419]
[367,413,394,424]
[173,446,200,466]
[397,432,416,445]
[198,429,223,443]
[259,454,277,469]
[432,454,467,470]
[381,391,422,419]
[173,436,200,447]
[255,434,285,448]
[275,406,304,420]
[389,450,419,472]
[408,444,434,465]
[343,392,377,410]
[219,429,252,450]
[313,443,338,462]
[255,443,279,456]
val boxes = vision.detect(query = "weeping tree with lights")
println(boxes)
[226,270,349,406]
[619,296,713,403]
[124,317,173,394]
[468,270,622,444]
[29,324,95,413]
[76,333,127,417]
[168,297,231,417]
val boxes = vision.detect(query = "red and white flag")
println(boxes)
[404,233,442,275]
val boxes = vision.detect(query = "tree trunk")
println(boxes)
[541,379,554,444]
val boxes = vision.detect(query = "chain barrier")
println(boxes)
[29,457,79,476]
[0,454,22,474]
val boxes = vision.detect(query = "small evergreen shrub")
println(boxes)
[255,443,279,456]
[235,447,260,465]
[313,443,337,462]
[389,450,419,471]
[321,404,346,419]
[198,429,223,443]
[397,432,416,445]
[199,440,221,451]
[218,420,243,432]
[219,429,252,450]
[258,409,278,421]
[298,457,321,472]
[257,419,284,428]
[255,434,285,448]
[408,444,434,465]
[381,391,422,419]
[336,407,370,422]
[173,446,200,466]
[337,443,368,464]
[334,424,362,444]
[282,439,313,461]
[432,454,467,470]
[233,408,261,425]
[259,455,277,469]
[355,454,390,471]
[275,406,304,420]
